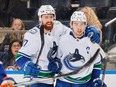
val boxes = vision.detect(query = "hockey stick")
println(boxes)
[35,25,44,65]
[105,17,116,27]
[101,57,108,87]
[55,48,100,78]
[14,48,100,86]
[14,78,53,87]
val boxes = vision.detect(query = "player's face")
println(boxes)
[41,14,54,31]
[72,21,86,38]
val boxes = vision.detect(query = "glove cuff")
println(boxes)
[24,61,31,71]
[93,78,100,82]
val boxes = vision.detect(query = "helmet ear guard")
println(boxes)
[38,5,56,22]
[70,11,87,27]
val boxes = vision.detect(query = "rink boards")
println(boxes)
[6,70,116,87]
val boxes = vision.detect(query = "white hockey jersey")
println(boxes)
[16,20,70,84]
[57,31,106,84]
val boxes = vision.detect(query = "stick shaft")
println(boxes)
[14,78,53,86]
[101,58,108,87]
[105,17,116,27]
[14,49,100,86]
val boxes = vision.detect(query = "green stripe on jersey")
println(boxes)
[94,63,102,69]
[38,71,55,78]
[64,74,91,83]
[15,53,22,60]
[24,71,55,78]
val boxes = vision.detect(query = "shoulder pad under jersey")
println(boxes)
[55,20,62,25]
[28,28,38,34]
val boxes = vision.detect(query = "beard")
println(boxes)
[43,22,54,31]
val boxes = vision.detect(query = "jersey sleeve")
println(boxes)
[90,43,106,79]
[0,62,15,84]
[15,53,31,69]
[0,62,6,84]
[19,28,39,56]
[15,27,40,69]
[91,44,102,70]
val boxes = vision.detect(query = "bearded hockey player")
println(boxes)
[15,5,70,87]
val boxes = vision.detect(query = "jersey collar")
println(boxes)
[69,31,85,40]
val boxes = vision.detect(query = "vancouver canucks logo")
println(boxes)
[47,41,58,61]
[64,49,85,70]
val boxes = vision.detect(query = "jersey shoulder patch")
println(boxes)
[55,20,62,25]
[28,28,38,34]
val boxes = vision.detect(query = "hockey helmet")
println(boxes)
[70,11,87,23]
[38,5,56,22]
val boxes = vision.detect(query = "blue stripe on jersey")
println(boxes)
[16,54,31,69]
[0,64,7,84]
[91,69,101,81]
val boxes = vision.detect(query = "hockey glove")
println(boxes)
[48,58,62,73]
[85,25,100,44]
[91,78,107,87]
[24,61,40,77]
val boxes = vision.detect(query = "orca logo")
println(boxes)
[64,49,85,70]
[47,41,58,61]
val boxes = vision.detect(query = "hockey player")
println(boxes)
[0,61,15,87]
[15,5,70,87]
[54,11,107,87]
